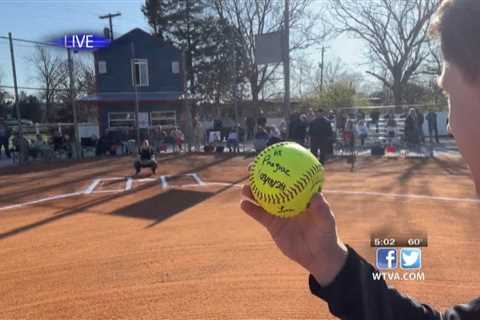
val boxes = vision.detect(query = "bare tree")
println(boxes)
[329,0,439,106]
[424,41,442,76]
[298,57,363,94]
[291,54,313,97]
[55,57,96,122]
[30,46,67,122]
[422,41,447,106]
[211,0,330,105]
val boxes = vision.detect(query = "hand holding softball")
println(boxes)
[248,142,325,218]
[240,186,348,287]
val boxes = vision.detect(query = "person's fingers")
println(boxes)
[307,193,333,219]
[241,184,251,196]
[240,199,275,228]
[241,184,256,201]
[308,192,329,210]
[306,192,337,230]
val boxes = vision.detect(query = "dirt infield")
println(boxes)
[1,154,479,319]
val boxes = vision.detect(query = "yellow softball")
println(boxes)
[249,141,325,218]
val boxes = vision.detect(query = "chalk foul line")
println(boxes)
[0,192,82,211]
[1,178,479,211]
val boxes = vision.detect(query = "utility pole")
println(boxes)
[232,38,239,142]
[319,46,326,93]
[67,48,81,159]
[181,49,193,152]
[99,12,121,40]
[130,42,141,148]
[283,0,291,136]
[8,32,25,164]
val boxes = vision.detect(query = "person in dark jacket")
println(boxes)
[426,111,440,144]
[0,119,10,159]
[370,110,380,133]
[416,108,425,143]
[240,1,480,318]
[404,108,420,149]
[257,110,267,129]
[246,116,255,140]
[289,113,308,146]
[308,109,333,165]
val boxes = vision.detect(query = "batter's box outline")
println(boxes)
[84,177,130,194]
[83,173,205,194]
[160,173,205,189]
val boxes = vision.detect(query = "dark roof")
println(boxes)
[96,28,177,52]
[113,28,155,44]
[78,91,183,103]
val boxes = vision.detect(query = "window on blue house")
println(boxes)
[151,111,176,127]
[98,61,107,74]
[172,61,180,74]
[131,59,149,87]
[108,112,136,128]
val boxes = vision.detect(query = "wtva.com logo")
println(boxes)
[376,248,422,270]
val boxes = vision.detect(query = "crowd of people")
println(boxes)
[0,107,444,164]
[0,118,76,162]
[241,1,480,317]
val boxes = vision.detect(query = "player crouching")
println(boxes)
[134,140,157,175]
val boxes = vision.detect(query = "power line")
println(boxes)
[0,85,70,91]
[0,35,60,48]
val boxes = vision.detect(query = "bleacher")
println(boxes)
[333,114,408,146]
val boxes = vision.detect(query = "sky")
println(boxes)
[0,0,369,96]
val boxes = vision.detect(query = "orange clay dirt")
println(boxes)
[0,154,479,319]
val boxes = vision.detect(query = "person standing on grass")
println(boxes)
[308,109,333,165]
[426,110,440,144]
[289,113,308,146]
[416,108,426,143]
[405,108,420,150]
[192,117,205,152]
[298,114,309,146]
[0,119,10,159]
[257,110,267,130]
[385,112,397,145]
[356,119,369,147]
[246,116,255,140]
[370,109,380,133]
[240,0,480,318]
[174,127,184,152]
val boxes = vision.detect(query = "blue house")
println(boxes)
[80,28,184,137]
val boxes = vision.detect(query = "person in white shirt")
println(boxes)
[356,120,369,147]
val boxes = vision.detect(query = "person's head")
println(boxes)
[141,139,150,148]
[431,0,480,193]
[408,108,416,117]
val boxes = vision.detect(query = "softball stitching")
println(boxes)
[250,143,322,205]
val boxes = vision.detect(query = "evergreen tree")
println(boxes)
[196,17,247,106]
[142,0,207,95]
